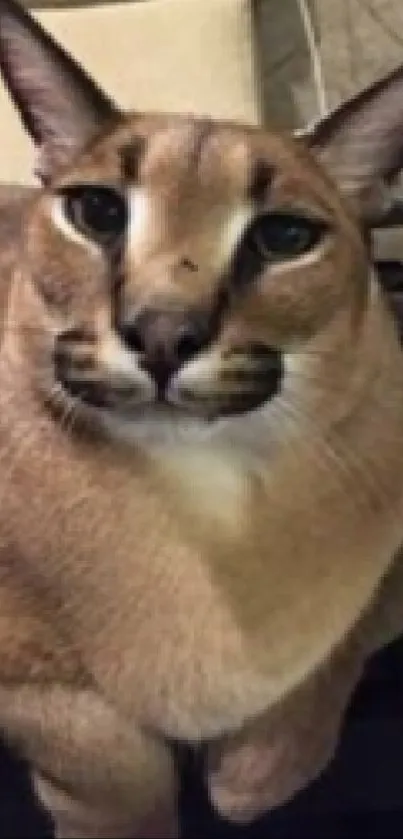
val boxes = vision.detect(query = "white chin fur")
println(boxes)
[97,393,285,461]
[99,407,220,447]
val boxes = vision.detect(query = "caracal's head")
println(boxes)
[1,0,403,446]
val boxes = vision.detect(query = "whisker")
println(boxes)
[48,382,79,437]
[271,395,389,508]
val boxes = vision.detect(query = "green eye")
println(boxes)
[245,212,328,261]
[62,185,128,241]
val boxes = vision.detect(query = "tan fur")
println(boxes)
[2,2,403,835]
[0,119,401,834]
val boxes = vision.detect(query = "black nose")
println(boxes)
[118,306,210,393]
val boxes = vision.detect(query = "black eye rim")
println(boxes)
[59,184,128,242]
[243,210,330,262]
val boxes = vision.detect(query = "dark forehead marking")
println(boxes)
[248,159,274,205]
[188,118,214,168]
[119,136,147,182]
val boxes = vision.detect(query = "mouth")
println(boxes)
[54,343,283,421]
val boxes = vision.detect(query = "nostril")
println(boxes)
[175,324,203,363]
[120,322,144,354]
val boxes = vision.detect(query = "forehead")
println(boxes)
[55,112,339,217]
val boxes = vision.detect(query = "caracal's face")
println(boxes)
[23,112,368,445]
[4,0,396,448]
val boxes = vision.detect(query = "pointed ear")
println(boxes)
[0,0,121,182]
[302,65,403,225]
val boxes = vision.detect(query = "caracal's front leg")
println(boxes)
[0,684,179,839]
[206,639,364,823]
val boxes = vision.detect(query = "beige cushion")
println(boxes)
[258,0,403,129]
[0,0,262,183]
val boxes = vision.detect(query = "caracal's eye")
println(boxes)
[244,212,328,261]
[60,185,128,242]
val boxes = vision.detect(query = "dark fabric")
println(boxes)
[0,637,403,838]
[180,637,403,839]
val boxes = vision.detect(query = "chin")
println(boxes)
[97,401,226,448]
[93,396,282,464]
